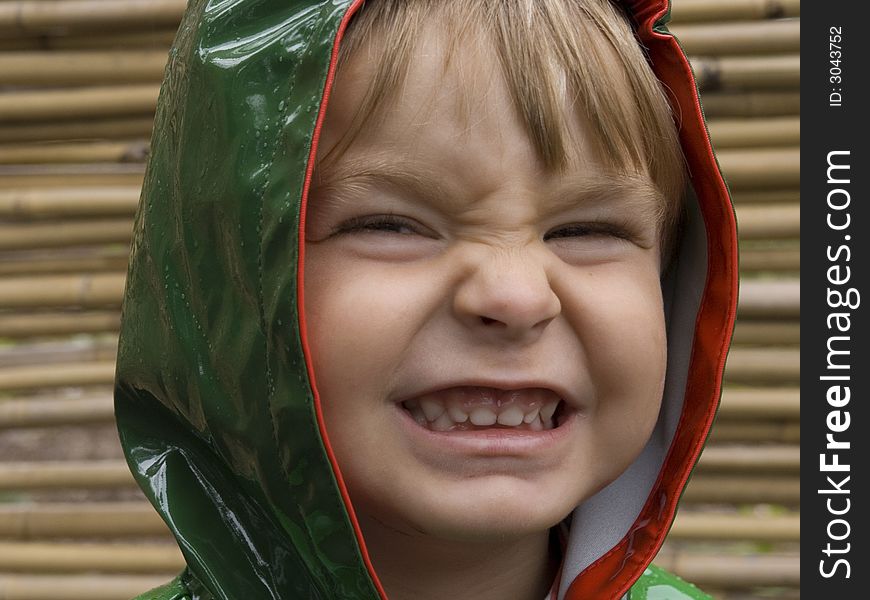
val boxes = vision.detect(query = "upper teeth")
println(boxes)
[420,398,445,421]
[402,387,562,432]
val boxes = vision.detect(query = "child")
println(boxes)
[115,0,737,599]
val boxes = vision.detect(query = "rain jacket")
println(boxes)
[114,0,738,598]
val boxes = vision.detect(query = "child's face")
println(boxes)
[304,30,667,543]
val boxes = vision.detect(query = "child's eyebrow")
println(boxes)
[312,155,454,211]
[314,155,664,223]
[548,173,665,224]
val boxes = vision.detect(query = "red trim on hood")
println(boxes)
[297,1,389,598]
[563,1,739,597]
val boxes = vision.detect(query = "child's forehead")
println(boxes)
[334,26,507,122]
[317,29,662,221]
[324,33,609,169]
[323,15,643,180]
[340,21,628,117]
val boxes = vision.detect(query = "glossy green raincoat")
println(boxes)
[114,0,738,598]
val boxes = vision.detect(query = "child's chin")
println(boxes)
[404,488,572,543]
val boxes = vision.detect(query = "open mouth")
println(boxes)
[399,386,570,432]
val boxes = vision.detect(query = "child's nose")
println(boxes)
[452,251,561,344]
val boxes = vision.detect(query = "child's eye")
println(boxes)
[544,223,630,241]
[336,215,422,236]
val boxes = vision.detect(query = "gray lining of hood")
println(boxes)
[557,188,708,599]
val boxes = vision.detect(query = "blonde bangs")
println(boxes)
[326,0,687,256]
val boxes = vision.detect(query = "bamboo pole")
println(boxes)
[696,445,799,473]
[0,541,184,574]
[669,0,800,23]
[0,574,171,600]
[738,278,800,318]
[0,51,168,86]
[699,92,799,118]
[724,348,799,385]
[0,502,168,539]
[736,204,798,239]
[0,187,140,218]
[669,19,800,55]
[0,311,121,337]
[0,0,186,34]
[0,29,177,52]
[740,246,799,272]
[737,204,801,240]
[0,117,154,144]
[682,475,799,504]
[0,338,118,368]
[0,273,126,309]
[718,388,799,419]
[0,253,128,276]
[0,361,116,391]
[0,84,159,122]
[716,147,799,189]
[708,421,799,444]
[0,275,126,312]
[669,513,799,541]
[707,117,799,148]
[0,163,145,177]
[692,55,799,92]
[0,219,133,251]
[654,551,799,588]
[0,461,135,491]
[730,321,800,345]
[0,141,149,166]
[731,190,798,204]
[0,396,115,429]
[0,172,144,189]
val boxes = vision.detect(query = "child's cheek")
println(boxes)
[303,247,432,393]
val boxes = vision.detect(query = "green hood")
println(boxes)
[114,1,737,598]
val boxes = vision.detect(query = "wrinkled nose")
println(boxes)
[453,249,561,344]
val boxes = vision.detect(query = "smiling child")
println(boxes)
[115,1,738,599]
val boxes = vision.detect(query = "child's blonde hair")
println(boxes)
[321,0,686,259]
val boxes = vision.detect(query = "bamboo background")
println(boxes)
[0,0,800,598]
